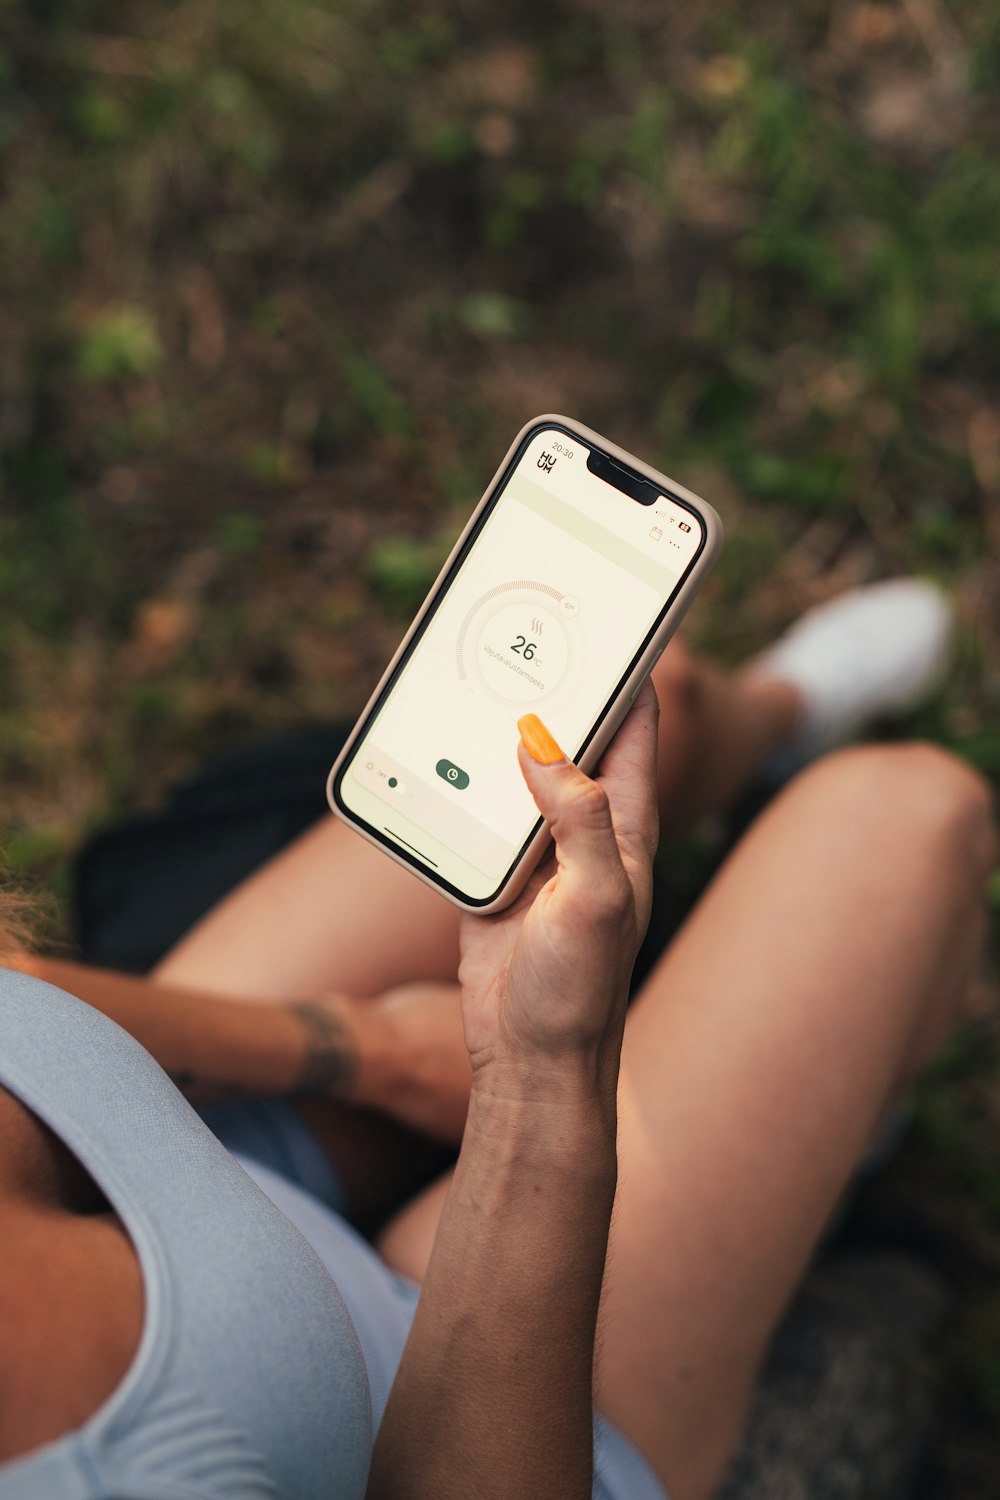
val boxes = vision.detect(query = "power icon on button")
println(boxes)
[436,759,470,790]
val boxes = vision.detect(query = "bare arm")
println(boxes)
[12,955,363,1106]
[372,1085,616,1500]
[368,690,660,1499]
[0,946,472,1138]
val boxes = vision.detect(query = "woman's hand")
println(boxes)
[369,683,661,1500]
[295,984,470,1134]
[457,682,660,1101]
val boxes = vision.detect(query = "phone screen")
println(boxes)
[333,424,705,903]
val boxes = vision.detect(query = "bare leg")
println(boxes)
[654,641,799,826]
[154,640,800,1002]
[379,743,997,1499]
[153,817,462,999]
[595,744,996,1499]
[149,644,806,1219]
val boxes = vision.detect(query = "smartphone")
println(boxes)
[327,415,723,912]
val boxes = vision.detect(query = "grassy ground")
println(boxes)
[1,0,999,1490]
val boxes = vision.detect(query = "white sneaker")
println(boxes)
[746,578,955,768]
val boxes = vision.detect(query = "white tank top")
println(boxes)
[0,967,378,1499]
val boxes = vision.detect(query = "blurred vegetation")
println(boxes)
[1,0,999,1488]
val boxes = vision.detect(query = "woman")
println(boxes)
[1,580,996,1499]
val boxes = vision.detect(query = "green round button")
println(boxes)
[436,759,470,790]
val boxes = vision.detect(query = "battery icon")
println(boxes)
[678,520,692,533]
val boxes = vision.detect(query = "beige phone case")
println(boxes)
[327,414,724,912]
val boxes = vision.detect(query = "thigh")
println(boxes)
[379,745,995,1500]
[152,643,703,1002]
[595,744,994,1500]
[154,815,462,1000]
[151,643,710,1002]
[377,1171,452,1282]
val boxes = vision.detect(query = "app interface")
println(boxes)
[338,429,704,899]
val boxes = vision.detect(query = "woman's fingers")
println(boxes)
[516,720,632,918]
[454,698,659,1073]
[592,681,661,866]
[518,681,660,879]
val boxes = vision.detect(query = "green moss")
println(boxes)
[366,534,449,614]
[75,309,163,385]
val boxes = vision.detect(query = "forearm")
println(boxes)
[18,956,355,1105]
[369,1073,618,1500]
[14,953,470,1135]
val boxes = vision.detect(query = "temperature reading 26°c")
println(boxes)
[472,599,569,703]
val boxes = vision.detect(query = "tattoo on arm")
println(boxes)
[288,1001,359,1099]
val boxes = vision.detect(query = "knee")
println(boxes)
[800,742,998,886]
[652,637,702,717]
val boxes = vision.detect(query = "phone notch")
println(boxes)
[585,448,659,506]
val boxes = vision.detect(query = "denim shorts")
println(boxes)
[197,1096,348,1214]
[204,1101,668,1500]
[233,1148,669,1500]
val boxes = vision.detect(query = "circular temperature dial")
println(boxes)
[456,580,579,706]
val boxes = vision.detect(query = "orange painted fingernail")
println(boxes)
[517,713,566,765]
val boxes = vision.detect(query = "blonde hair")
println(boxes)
[0,873,47,968]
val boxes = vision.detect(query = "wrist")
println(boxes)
[466,1070,618,1175]
[470,1038,621,1121]
[280,995,367,1101]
